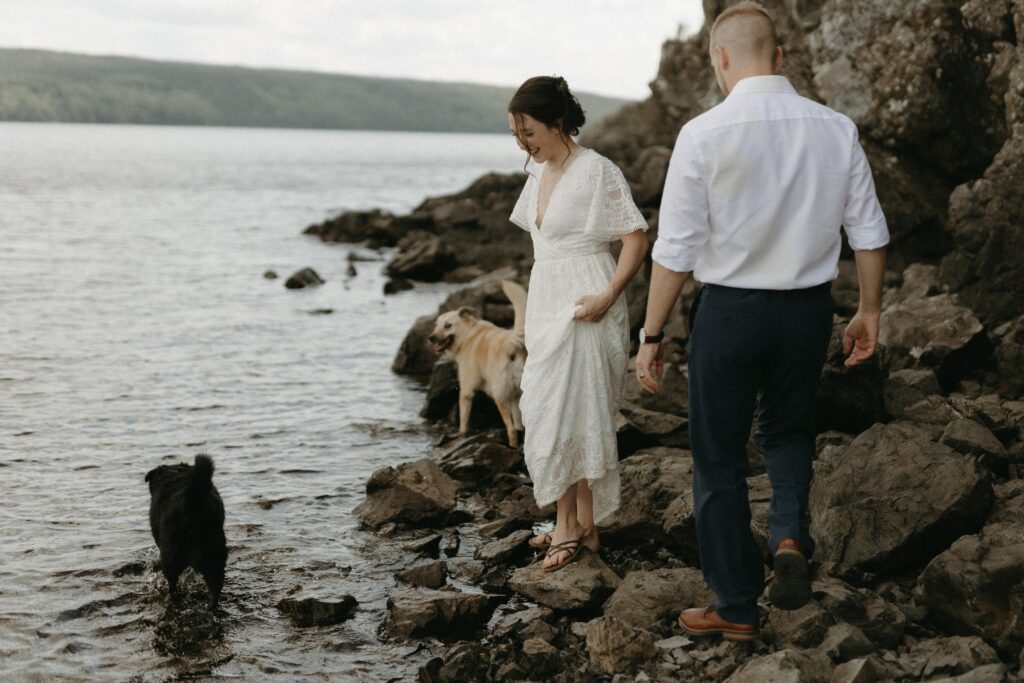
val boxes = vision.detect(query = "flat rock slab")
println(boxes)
[386,587,494,639]
[601,567,712,630]
[810,422,993,575]
[353,458,457,528]
[395,560,448,589]
[474,529,532,565]
[725,648,833,683]
[585,616,657,675]
[509,551,620,611]
[276,594,357,626]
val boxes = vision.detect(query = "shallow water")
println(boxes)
[0,122,524,681]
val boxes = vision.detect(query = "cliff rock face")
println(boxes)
[585,0,1024,324]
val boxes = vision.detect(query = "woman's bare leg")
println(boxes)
[576,478,600,551]
[543,484,584,569]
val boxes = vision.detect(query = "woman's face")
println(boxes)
[508,112,566,165]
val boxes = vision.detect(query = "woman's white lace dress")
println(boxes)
[509,149,648,523]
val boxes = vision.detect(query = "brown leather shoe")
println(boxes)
[678,607,760,642]
[769,538,811,610]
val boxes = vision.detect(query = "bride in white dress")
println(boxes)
[507,76,649,571]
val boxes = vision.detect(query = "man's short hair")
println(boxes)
[710,1,779,54]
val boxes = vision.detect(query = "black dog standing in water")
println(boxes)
[145,454,227,609]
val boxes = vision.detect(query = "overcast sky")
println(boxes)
[0,1,705,100]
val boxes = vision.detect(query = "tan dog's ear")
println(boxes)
[458,307,479,320]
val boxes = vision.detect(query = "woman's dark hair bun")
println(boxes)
[509,75,587,137]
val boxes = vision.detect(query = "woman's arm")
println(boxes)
[574,231,649,322]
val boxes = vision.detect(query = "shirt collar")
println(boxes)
[727,75,797,98]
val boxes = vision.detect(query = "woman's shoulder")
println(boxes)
[583,149,627,183]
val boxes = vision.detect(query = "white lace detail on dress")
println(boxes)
[509,172,535,232]
[584,158,650,240]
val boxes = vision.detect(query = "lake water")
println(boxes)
[0,122,526,681]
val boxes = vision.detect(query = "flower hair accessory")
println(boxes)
[555,76,568,94]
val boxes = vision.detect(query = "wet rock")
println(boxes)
[386,587,494,639]
[383,277,413,295]
[812,577,906,649]
[879,294,991,390]
[473,529,532,566]
[918,519,1024,657]
[476,514,532,539]
[276,593,357,626]
[385,232,455,282]
[601,567,713,630]
[353,458,458,529]
[395,561,447,589]
[940,418,1009,461]
[600,448,695,557]
[892,636,1000,680]
[725,648,832,683]
[304,208,403,247]
[810,422,993,575]
[434,435,523,483]
[585,616,658,675]
[882,368,942,419]
[392,314,438,376]
[816,316,885,433]
[430,643,490,682]
[345,263,357,278]
[443,531,460,558]
[521,637,562,676]
[509,551,621,611]
[406,532,443,557]
[767,600,835,649]
[283,267,324,289]
[262,270,277,280]
[817,623,874,664]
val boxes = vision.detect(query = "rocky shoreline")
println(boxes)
[297,1,1024,680]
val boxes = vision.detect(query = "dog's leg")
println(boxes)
[202,565,224,611]
[494,399,518,448]
[458,386,473,436]
[511,398,523,431]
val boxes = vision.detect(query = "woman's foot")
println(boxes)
[530,525,600,552]
[542,522,586,570]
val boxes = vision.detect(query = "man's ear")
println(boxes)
[773,46,784,73]
[713,44,729,71]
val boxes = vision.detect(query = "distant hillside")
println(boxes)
[0,48,630,133]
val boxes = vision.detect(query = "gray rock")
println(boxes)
[276,593,357,626]
[432,643,490,682]
[767,600,835,649]
[602,567,713,630]
[810,423,993,574]
[812,577,906,649]
[353,459,458,529]
[816,316,885,433]
[386,587,494,639]
[817,623,874,664]
[283,267,324,289]
[385,232,455,282]
[434,436,523,482]
[879,294,990,390]
[927,664,1008,683]
[918,521,1024,657]
[509,551,621,611]
[585,616,658,676]
[490,606,554,640]
[473,529,532,565]
[600,448,696,558]
[630,145,672,206]
[619,402,689,448]
[940,418,1009,461]
[893,636,1000,680]
[725,648,833,683]
[994,315,1024,399]
[395,561,447,589]
[392,314,439,376]
[830,657,886,683]
[901,395,961,427]
[882,368,942,419]
[521,637,562,676]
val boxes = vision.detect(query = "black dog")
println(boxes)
[144,454,227,609]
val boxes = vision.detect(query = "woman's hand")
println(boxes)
[574,289,615,323]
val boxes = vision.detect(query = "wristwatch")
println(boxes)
[639,328,664,344]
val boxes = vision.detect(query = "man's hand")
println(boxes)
[843,311,880,367]
[635,342,664,393]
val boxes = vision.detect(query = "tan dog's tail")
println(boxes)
[501,280,528,343]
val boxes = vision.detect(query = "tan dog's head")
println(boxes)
[427,307,479,356]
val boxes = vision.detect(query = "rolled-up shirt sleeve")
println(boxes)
[843,133,890,251]
[652,126,710,273]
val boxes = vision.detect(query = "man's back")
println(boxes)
[654,75,888,290]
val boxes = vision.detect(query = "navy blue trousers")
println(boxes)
[687,283,833,625]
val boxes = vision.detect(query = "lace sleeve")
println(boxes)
[584,157,649,241]
[509,174,534,232]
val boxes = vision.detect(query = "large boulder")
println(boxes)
[385,232,456,282]
[918,513,1024,657]
[433,434,523,483]
[601,567,713,630]
[303,208,405,248]
[879,293,991,390]
[386,587,495,639]
[810,423,994,574]
[509,552,621,611]
[353,459,458,529]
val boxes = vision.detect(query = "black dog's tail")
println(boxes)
[192,454,215,487]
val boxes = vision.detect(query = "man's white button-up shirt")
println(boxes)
[652,75,890,289]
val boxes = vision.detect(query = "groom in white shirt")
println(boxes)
[636,1,888,641]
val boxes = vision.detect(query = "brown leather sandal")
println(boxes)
[542,539,583,573]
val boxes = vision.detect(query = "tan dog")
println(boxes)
[427,280,527,446]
